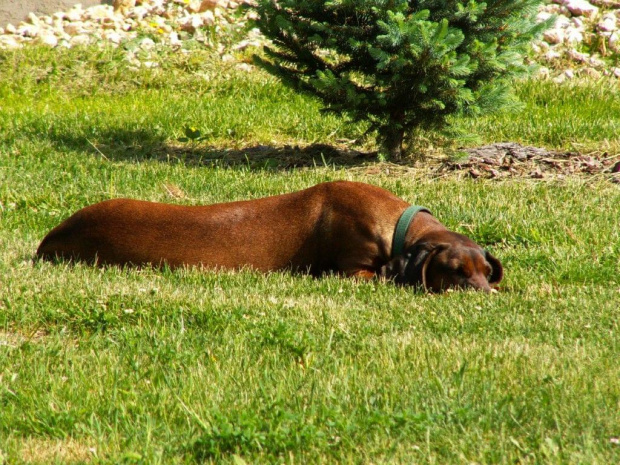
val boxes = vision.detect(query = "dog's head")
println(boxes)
[381,232,503,292]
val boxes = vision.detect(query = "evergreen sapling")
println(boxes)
[253,0,552,158]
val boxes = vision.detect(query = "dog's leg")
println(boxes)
[349,269,376,280]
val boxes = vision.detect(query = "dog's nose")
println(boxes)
[466,276,492,292]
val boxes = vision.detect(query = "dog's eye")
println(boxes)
[453,265,468,277]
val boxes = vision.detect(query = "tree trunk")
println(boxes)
[384,125,405,160]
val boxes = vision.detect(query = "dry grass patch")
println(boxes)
[17,437,97,464]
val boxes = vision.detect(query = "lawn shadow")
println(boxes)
[47,127,379,170]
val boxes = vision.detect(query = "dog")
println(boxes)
[36,181,503,292]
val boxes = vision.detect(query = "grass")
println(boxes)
[1,44,620,463]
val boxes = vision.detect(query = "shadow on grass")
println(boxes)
[46,127,379,170]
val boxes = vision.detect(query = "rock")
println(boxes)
[543,28,565,44]
[37,31,59,47]
[87,5,116,21]
[27,12,42,26]
[537,11,554,23]
[66,5,85,22]
[555,15,572,29]
[565,28,584,43]
[0,35,22,49]
[581,67,602,78]
[544,49,562,61]
[180,15,204,33]
[568,49,589,62]
[0,0,256,54]
[572,17,585,28]
[236,63,254,72]
[102,30,123,44]
[199,0,220,11]
[598,12,617,31]
[70,34,91,46]
[537,66,551,79]
[63,23,85,36]
[588,55,606,68]
[610,32,620,52]
[563,0,599,17]
[17,23,40,38]
[139,37,156,50]
[113,0,136,14]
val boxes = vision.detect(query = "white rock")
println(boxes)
[88,5,115,21]
[543,28,565,44]
[581,67,601,78]
[568,49,589,62]
[235,63,253,72]
[588,56,605,68]
[597,13,617,32]
[565,28,584,44]
[545,49,562,61]
[70,34,91,46]
[613,68,620,78]
[66,6,85,22]
[564,69,575,79]
[0,35,22,49]
[562,0,598,18]
[180,15,204,32]
[0,0,256,55]
[37,32,59,47]
[27,12,42,26]
[169,31,182,46]
[610,32,620,53]
[17,24,40,38]
[537,66,551,79]
[113,0,136,14]
[139,37,156,49]
[555,15,572,29]
[102,30,123,44]
[64,23,86,36]
[571,17,584,29]
[130,6,149,20]
[201,10,216,25]
[553,73,566,83]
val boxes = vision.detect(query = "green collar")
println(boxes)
[392,205,431,257]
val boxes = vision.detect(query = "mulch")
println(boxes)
[439,142,620,183]
[166,141,620,183]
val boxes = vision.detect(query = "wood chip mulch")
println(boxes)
[440,142,620,183]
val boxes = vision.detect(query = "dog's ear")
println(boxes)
[383,242,449,289]
[412,243,450,290]
[485,251,503,285]
[379,253,411,285]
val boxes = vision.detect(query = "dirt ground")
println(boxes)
[0,0,110,27]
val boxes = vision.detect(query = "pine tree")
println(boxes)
[252,0,551,159]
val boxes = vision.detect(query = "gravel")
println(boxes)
[1,0,618,181]
[0,0,619,81]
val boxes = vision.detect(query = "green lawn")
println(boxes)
[1,45,619,464]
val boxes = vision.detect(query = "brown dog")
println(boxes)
[36,181,502,292]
